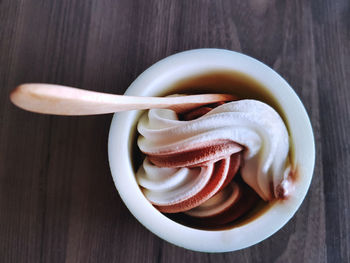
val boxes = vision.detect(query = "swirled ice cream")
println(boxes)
[136,99,293,226]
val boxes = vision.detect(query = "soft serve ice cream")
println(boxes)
[136,99,294,226]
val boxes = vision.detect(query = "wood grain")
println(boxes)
[0,0,349,262]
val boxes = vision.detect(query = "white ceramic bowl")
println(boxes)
[108,49,315,252]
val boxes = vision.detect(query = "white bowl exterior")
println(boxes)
[108,49,315,252]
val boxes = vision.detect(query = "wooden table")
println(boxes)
[1,0,349,262]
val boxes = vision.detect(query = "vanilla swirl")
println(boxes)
[136,100,292,216]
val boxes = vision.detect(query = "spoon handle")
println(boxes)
[10,83,236,115]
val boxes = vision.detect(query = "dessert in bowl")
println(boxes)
[108,49,315,252]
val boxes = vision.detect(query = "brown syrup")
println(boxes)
[130,70,298,231]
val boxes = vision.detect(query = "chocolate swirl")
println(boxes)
[136,99,292,222]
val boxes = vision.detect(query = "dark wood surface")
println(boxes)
[1,0,349,262]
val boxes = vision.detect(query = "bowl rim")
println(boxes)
[108,48,315,252]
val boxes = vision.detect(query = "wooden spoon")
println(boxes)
[10,83,236,115]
